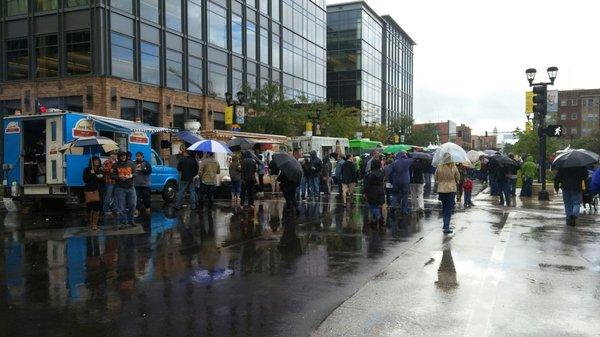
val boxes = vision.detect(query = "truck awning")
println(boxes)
[176,131,204,144]
[85,114,177,134]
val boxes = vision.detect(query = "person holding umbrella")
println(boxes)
[435,153,461,234]
[241,150,258,210]
[134,151,152,216]
[83,156,105,230]
[553,149,599,226]
[272,152,302,210]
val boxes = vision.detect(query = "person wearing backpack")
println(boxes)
[321,155,333,196]
[241,151,258,210]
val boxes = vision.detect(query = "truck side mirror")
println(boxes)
[160,140,171,149]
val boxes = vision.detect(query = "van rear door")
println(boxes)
[45,117,64,184]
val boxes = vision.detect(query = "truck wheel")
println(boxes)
[162,181,178,203]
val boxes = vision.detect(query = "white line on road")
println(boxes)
[464,212,515,337]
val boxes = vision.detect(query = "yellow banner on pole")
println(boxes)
[525,121,533,133]
[225,106,233,124]
[306,121,313,132]
[525,91,533,114]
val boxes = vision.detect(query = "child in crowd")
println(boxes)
[463,177,474,207]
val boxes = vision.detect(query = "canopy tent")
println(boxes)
[85,114,177,134]
[383,144,413,154]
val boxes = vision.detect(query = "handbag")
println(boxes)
[84,190,100,203]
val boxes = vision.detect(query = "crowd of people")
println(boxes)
[81,145,600,234]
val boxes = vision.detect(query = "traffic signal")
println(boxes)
[545,125,563,137]
[532,85,547,116]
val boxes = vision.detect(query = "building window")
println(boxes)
[6,38,29,80]
[560,114,566,121]
[232,13,243,54]
[141,101,159,126]
[66,31,91,76]
[260,27,269,64]
[560,99,567,107]
[36,34,59,78]
[166,50,183,89]
[140,0,159,23]
[207,63,227,97]
[111,0,132,13]
[232,69,243,92]
[571,113,577,120]
[272,35,280,69]
[188,56,203,93]
[207,2,227,48]
[111,32,134,80]
[120,98,137,121]
[141,42,160,85]
[246,20,256,60]
[571,128,577,135]
[165,0,182,31]
[173,107,201,130]
[571,99,577,106]
[66,0,89,7]
[35,0,57,11]
[6,0,28,15]
[272,0,280,21]
[188,0,202,39]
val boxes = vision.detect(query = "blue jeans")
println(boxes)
[498,179,511,206]
[176,180,197,209]
[231,180,241,197]
[464,190,472,206]
[520,177,533,197]
[309,177,320,198]
[103,183,115,213]
[369,203,382,221]
[300,176,307,198]
[393,183,410,214]
[198,183,216,208]
[562,190,581,218]
[439,192,456,230]
[509,178,517,196]
[114,186,136,224]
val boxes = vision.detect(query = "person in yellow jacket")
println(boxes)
[196,152,220,210]
[435,153,461,234]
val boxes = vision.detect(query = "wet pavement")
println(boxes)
[2,187,599,337]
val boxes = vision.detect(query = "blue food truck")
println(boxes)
[2,111,180,205]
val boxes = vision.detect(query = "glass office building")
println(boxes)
[0,0,327,131]
[326,2,414,126]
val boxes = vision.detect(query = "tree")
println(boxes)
[572,130,600,154]
[405,124,439,146]
[512,129,560,161]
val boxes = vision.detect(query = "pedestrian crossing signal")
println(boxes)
[545,125,563,137]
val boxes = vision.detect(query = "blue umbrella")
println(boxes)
[187,139,231,154]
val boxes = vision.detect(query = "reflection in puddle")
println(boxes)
[436,248,458,291]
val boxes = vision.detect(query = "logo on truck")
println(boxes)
[4,121,21,134]
[129,132,149,144]
[72,119,98,137]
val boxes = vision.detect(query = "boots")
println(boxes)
[90,211,100,230]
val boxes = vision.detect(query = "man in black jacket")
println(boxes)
[340,154,358,206]
[241,151,258,209]
[554,166,588,226]
[410,158,425,213]
[175,149,199,210]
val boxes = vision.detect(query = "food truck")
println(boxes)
[2,111,179,206]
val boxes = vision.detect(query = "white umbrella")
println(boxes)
[432,142,469,167]
[187,139,232,154]
[59,136,119,155]
[467,150,484,163]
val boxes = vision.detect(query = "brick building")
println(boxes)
[455,123,472,150]
[412,120,456,144]
[470,135,497,150]
[0,0,327,134]
[556,89,600,139]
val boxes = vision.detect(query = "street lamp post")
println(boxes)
[525,66,558,201]
[225,91,246,131]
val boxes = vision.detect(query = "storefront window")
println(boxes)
[36,34,59,78]
[120,98,137,121]
[6,38,29,80]
[66,31,91,75]
[142,101,159,126]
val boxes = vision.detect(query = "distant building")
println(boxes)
[471,135,498,150]
[455,124,472,150]
[326,1,415,126]
[413,120,456,144]
[556,89,600,139]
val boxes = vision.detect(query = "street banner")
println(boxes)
[525,91,533,114]
[235,105,245,124]
[225,106,233,124]
[547,90,558,113]
[306,121,313,132]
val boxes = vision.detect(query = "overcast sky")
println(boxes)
[326,0,600,135]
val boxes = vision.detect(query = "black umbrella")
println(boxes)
[490,155,519,168]
[408,151,432,160]
[553,149,599,169]
[272,152,302,183]
[228,137,255,151]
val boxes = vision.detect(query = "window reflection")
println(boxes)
[140,0,159,23]
[36,34,59,78]
[6,0,28,15]
[111,0,132,13]
[165,0,182,31]
[166,50,183,89]
[207,63,227,98]
[111,32,134,80]
[232,14,243,54]
[141,42,160,85]
[207,2,227,48]
[36,0,57,11]
[188,0,202,39]
[6,38,29,80]
[188,56,203,93]
[246,21,256,60]
[66,31,91,76]
[66,0,89,6]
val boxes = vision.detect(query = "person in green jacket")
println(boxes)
[519,155,537,197]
